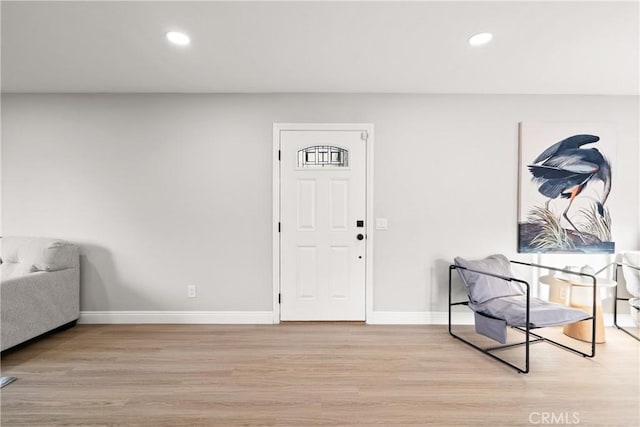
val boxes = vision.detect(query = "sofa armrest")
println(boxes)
[1,268,79,351]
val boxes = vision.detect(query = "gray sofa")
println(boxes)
[1,237,80,351]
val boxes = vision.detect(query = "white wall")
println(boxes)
[2,94,638,319]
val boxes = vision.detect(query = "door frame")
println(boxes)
[272,123,374,324]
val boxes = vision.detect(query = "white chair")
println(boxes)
[614,251,640,341]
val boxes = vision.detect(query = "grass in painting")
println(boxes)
[527,205,575,250]
[578,204,612,242]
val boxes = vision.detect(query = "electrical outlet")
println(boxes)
[187,285,197,298]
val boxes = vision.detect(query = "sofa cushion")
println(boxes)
[454,254,525,304]
[1,237,24,263]
[1,237,78,272]
[0,262,37,281]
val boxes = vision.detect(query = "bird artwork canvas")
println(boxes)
[518,122,615,253]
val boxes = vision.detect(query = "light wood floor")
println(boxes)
[1,323,638,426]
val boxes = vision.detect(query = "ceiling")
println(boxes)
[2,1,638,95]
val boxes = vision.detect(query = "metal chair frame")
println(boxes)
[449,260,596,374]
[612,262,640,341]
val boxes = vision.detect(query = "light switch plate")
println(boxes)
[375,218,388,230]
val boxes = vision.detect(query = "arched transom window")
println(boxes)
[297,146,349,168]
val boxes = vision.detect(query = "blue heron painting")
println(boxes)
[518,132,614,253]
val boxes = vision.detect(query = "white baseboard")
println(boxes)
[78,310,637,329]
[79,311,274,324]
[367,311,474,325]
[79,310,475,325]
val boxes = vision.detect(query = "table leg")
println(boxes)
[563,302,605,343]
[549,281,570,305]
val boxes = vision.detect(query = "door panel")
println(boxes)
[296,247,317,300]
[329,246,350,299]
[296,180,316,230]
[280,130,366,321]
[329,180,349,231]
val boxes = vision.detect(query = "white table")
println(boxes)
[539,274,616,343]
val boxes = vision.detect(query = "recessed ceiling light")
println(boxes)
[468,32,493,47]
[166,31,190,46]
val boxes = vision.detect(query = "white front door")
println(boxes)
[278,128,367,321]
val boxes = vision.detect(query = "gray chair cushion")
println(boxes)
[454,254,525,304]
[470,296,590,328]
